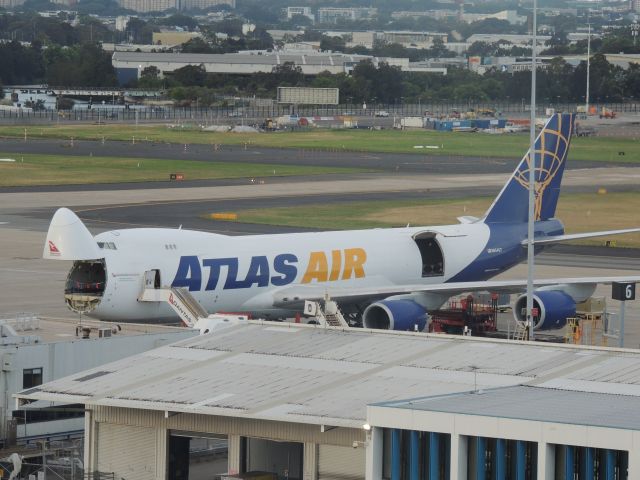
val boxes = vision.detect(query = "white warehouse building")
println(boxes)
[16,321,640,479]
[0,316,195,447]
[111,51,417,84]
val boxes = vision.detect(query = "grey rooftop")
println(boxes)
[16,321,640,429]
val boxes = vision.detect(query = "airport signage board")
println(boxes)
[612,282,636,301]
[277,87,339,105]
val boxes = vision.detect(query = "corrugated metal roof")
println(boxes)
[386,385,640,430]
[111,51,379,67]
[16,322,640,429]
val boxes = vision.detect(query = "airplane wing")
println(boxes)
[526,228,640,246]
[272,276,640,307]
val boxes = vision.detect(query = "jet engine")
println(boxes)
[513,290,576,331]
[363,299,428,332]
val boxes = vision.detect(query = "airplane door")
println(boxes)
[144,269,161,289]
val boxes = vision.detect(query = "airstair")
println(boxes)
[139,286,208,328]
[512,322,529,341]
[303,295,350,328]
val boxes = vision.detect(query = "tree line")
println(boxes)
[134,54,640,105]
[2,11,640,105]
[0,40,117,86]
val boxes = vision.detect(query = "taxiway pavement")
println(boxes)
[1,152,639,346]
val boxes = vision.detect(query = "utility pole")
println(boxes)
[526,0,538,342]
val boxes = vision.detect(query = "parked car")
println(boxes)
[375,110,390,117]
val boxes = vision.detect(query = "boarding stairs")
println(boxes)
[303,295,349,328]
[139,286,208,328]
[512,321,529,341]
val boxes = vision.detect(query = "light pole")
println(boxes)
[526,0,538,342]
[585,20,591,116]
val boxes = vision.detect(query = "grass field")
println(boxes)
[223,192,640,248]
[0,152,368,186]
[2,124,639,163]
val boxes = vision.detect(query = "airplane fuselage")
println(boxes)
[79,219,564,322]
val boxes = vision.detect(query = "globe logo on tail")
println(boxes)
[513,114,573,220]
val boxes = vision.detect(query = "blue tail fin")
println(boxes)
[484,113,575,224]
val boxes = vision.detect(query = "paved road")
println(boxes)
[1,144,639,345]
[0,138,630,174]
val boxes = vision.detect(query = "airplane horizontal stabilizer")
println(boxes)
[524,228,640,246]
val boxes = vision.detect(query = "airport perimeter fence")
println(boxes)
[1,102,639,125]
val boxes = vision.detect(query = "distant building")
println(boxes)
[115,0,234,13]
[538,7,578,16]
[182,0,235,11]
[466,33,551,53]
[0,0,24,7]
[111,50,421,84]
[286,6,315,22]
[391,10,458,20]
[152,30,201,46]
[380,31,449,48]
[462,10,527,25]
[266,29,304,41]
[445,42,470,55]
[634,0,640,12]
[117,0,177,13]
[317,7,377,24]
[281,41,320,52]
[350,31,375,49]
[0,315,194,446]
[49,0,78,6]
[115,16,130,32]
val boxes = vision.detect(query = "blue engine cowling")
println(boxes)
[513,290,576,330]
[362,300,428,332]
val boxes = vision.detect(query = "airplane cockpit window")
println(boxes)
[97,242,117,250]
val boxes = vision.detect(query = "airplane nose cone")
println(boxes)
[43,208,102,260]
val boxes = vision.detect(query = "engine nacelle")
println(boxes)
[513,290,576,331]
[363,300,428,332]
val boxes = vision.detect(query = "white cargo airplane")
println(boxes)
[44,114,640,331]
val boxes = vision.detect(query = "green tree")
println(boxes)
[139,66,163,88]
[428,38,456,58]
[126,17,154,44]
[181,37,214,53]
[320,35,346,52]
[156,13,198,30]
[0,41,44,84]
[623,63,640,100]
[76,16,112,43]
[25,98,45,110]
[78,43,118,86]
[568,54,623,102]
[467,41,494,57]
[173,64,207,86]
[271,62,303,87]
[352,60,403,103]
